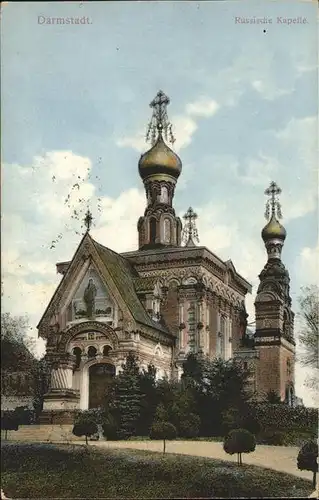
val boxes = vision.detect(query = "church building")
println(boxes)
[37,91,295,422]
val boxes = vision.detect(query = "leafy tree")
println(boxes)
[223,428,256,465]
[298,286,319,369]
[1,412,20,439]
[297,440,318,489]
[112,352,142,439]
[150,421,177,453]
[1,313,36,372]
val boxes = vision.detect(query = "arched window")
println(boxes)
[103,345,112,357]
[150,218,157,243]
[72,347,82,369]
[160,186,169,203]
[163,219,171,244]
[88,346,97,358]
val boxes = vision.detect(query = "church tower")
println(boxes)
[137,91,183,249]
[254,182,295,404]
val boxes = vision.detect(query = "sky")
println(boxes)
[1,1,318,406]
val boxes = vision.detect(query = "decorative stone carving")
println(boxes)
[58,321,119,353]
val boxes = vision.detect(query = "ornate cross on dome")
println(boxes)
[84,208,93,232]
[264,181,283,220]
[182,207,199,247]
[146,90,175,146]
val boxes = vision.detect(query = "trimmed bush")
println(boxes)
[14,406,34,425]
[1,413,20,439]
[150,421,177,453]
[223,428,256,465]
[72,421,98,445]
[253,404,317,434]
[297,440,318,489]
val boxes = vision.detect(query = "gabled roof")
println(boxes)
[37,233,170,335]
[91,239,169,333]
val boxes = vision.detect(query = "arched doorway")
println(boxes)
[89,363,115,409]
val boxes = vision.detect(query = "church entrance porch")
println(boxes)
[88,363,115,409]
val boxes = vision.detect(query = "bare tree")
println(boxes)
[298,286,319,369]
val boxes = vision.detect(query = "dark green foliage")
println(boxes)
[252,403,317,436]
[179,413,200,438]
[150,421,177,453]
[1,443,313,499]
[181,353,252,437]
[240,410,261,435]
[12,406,34,425]
[182,352,205,388]
[1,412,20,439]
[266,389,282,404]
[258,430,286,446]
[72,421,98,445]
[297,440,318,489]
[223,428,256,465]
[154,402,169,422]
[136,364,158,436]
[102,414,119,441]
[112,352,142,439]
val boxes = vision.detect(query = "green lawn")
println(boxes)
[1,442,313,498]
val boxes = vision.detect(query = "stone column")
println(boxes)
[178,298,186,350]
[41,353,79,417]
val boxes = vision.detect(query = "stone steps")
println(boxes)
[1,425,84,442]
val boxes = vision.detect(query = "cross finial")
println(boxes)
[182,207,199,247]
[84,208,93,232]
[264,181,282,220]
[146,90,176,146]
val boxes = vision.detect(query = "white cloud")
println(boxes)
[295,239,319,286]
[186,98,219,118]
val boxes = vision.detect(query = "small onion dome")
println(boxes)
[262,214,287,242]
[138,133,182,182]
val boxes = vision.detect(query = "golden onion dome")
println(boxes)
[138,132,182,182]
[261,214,287,242]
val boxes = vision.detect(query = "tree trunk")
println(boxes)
[237,453,239,465]
[85,435,88,445]
[163,439,166,454]
[313,470,317,490]
[5,430,8,440]
[239,453,242,466]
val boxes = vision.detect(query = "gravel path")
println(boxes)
[93,440,313,481]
